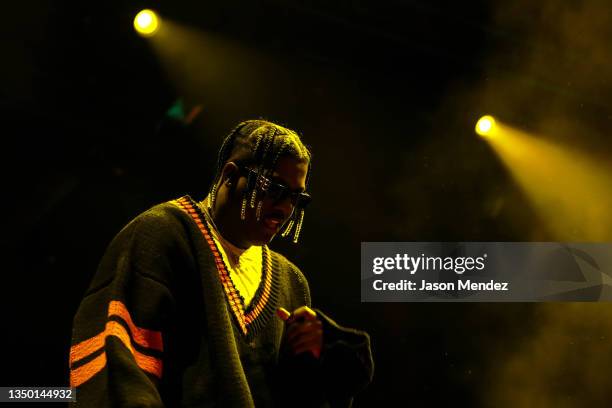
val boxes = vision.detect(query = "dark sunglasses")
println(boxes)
[239,166,312,208]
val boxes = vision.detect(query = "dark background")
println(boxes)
[2,0,612,406]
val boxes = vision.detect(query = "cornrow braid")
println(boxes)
[208,119,312,243]
[248,127,270,209]
[259,127,277,169]
[209,122,248,210]
[271,137,292,173]
[255,126,281,220]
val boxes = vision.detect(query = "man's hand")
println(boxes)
[277,306,323,359]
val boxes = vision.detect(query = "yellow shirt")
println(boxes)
[202,202,263,307]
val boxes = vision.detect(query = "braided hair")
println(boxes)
[209,120,312,243]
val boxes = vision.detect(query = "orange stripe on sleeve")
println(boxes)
[108,301,163,352]
[134,351,163,378]
[70,300,164,386]
[106,320,135,353]
[70,331,106,366]
[70,352,107,387]
[106,321,163,378]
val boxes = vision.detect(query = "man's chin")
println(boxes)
[254,229,278,246]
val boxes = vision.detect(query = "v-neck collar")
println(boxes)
[173,196,280,339]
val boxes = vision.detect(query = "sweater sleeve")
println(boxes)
[69,206,188,407]
[316,309,374,405]
[281,261,374,407]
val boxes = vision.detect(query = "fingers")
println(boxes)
[277,305,317,324]
[287,319,322,342]
[276,307,291,321]
[278,305,323,359]
[289,332,323,359]
[290,331,323,351]
[286,319,323,359]
[286,306,317,324]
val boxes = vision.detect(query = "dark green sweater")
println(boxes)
[70,196,373,407]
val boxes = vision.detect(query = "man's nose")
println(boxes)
[272,194,294,218]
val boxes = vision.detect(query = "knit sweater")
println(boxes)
[69,196,373,407]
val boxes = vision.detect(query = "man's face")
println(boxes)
[232,156,309,246]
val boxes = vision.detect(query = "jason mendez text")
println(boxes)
[372,279,509,291]
[420,280,508,291]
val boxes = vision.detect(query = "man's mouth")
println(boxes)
[262,213,284,230]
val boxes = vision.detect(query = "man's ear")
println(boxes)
[220,162,239,186]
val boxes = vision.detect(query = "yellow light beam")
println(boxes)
[480,118,612,241]
[134,9,160,37]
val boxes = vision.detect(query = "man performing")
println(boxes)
[69,119,374,407]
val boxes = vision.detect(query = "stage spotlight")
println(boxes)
[134,9,160,37]
[476,115,496,137]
